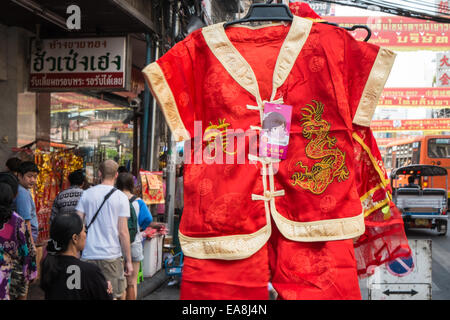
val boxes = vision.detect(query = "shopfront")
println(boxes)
[50,92,135,184]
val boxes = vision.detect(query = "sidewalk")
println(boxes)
[26,268,169,300]
[137,269,170,300]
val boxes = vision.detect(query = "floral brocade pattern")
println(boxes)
[0,213,37,300]
[352,126,412,277]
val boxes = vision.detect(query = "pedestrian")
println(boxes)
[14,161,39,245]
[40,213,113,300]
[118,166,128,174]
[156,169,167,222]
[5,157,22,177]
[0,180,37,300]
[174,163,184,254]
[12,162,40,299]
[75,159,133,300]
[50,169,85,223]
[116,172,156,300]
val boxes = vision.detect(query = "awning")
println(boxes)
[1,0,156,36]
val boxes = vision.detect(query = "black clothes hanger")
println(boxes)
[224,0,371,42]
[223,2,293,28]
[321,21,372,42]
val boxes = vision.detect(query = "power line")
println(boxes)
[314,0,450,22]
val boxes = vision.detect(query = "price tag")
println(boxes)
[259,103,293,160]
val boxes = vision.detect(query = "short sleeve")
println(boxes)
[75,192,86,214]
[142,36,196,142]
[137,198,152,230]
[50,198,59,222]
[118,193,130,218]
[15,191,32,221]
[343,31,396,127]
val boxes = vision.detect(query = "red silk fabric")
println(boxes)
[289,1,412,279]
[181,221,361,300]
[156,21,382,239]
[352,126,412,277]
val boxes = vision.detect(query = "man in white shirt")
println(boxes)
[76,160,132,300]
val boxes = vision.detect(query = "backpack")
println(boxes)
[128,196,138,243]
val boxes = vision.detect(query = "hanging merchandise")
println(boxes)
[289,0,412,280]
[142,2,397,300]
[140,170,165,205]
[34,149,83,244]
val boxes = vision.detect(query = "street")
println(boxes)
[144,229,450,300]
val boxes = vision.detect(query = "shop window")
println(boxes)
[50,92,134,181]
[428,138,450,159]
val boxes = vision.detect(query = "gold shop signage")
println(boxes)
[379,88,450,108]
[326,16,449,50]
[29,37,131,91]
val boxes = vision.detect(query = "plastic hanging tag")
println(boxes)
[259,103,293,160]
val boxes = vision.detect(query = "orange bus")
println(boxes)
[383,135,450,196]
[383,135,450,202]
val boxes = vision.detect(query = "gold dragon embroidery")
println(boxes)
[203,118,237,159]
[291,100,349,194]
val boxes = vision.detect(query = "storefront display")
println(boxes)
[140,170,165,205]
[34,149,83,244]
[50,92,134,181]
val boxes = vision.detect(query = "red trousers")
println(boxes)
[180,221,361,300]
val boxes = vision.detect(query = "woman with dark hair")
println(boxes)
[5,157,22,177]
[40,213,113,300]
[116,172,158,300]
[0,182,37,300]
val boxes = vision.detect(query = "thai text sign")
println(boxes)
[379,88,450,108]
[371,118,450,131]
[326,16,449,49]
[436,0,450,16]
[29,37,129,91]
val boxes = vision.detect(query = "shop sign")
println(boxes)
[379,88,450,108]
[371,118,450,131]
[436,0,449,16]
[436,52,450,87]
[140,170,165,205]
[326,16,449,49]
[29,37,131,91]
[291,0,334,16]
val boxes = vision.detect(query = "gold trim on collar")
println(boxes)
[271,18,312,100]
[201,16,312,105]
[353,47,396,127]
[178,225,271,260]
[202,22,262,105]
[142,62,191,142]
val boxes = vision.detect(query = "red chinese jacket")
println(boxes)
[143,15,396,260]
[288,1,412,277]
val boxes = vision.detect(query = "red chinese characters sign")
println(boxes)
[379,88,450,108]
[29,37,130,91]
[437,52,450,87]
[371,118,450,131]
[326,16,449,49]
